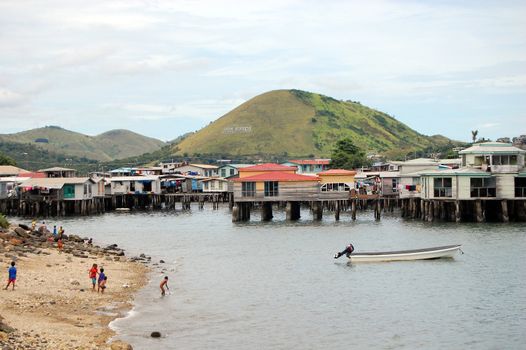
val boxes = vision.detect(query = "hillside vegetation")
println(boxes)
[0,141,98,173]
[173,90,456,158]
[0,126,165,161]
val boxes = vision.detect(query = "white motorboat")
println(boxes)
[348,244,462,263]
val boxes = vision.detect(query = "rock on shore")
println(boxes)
[0,223,149,349]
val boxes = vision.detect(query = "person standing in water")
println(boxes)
[160,276,169,296]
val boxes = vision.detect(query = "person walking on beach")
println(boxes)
[98,268,106,293]
[160,276,169,296]
[31,220,36,231]
[53,225,57,237]
[99,276,107,294]
[4,261,17,291]
[57,238,63,253]
[58,226,64,238]
[89,264,98,291]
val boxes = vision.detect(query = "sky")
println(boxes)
[0,0,525,142]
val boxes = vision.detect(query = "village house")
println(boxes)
[217,164,253,178]
[233,172,320,201]
[173,164,218,177]
[159,161,187,174]
[317,169,356,192]
[109,167,137,177]
[412,142,526,221]
[238,163,298,178]
[38,167,77,178]
[0,165,30,177]
[108,176,162,195]
[282,159,330,174]
[201,178,229,192]
[419,142,525,201]
[0,176,31,199]
[136,167,163,176]
[18,177,95,201]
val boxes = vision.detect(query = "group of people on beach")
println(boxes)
[88,264,107,293]
[33,220,65,253]
[6,220,172,297]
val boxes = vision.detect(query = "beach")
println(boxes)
[0,223,149,350]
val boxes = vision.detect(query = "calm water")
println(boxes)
[43,205,525,349]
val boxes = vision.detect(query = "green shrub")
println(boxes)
[0,214,10,229]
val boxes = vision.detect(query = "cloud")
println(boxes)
[0,88,25,108]
[104,55,210,75]
[0,0,524,141]
[479,122,500,129]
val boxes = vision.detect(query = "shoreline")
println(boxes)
[0,221,151,349]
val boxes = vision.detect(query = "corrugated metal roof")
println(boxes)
[0,177,31,183]
[19,177,92,189]
[188,164,219,169]
[458,142,526,154]
[0,165,29,175]
[109,176,160,181]
[392,158,438,166]
[238,163,297,172]
[218,164,253,169]
[419,168,491,177]
[288,159,331,165]
[233,172,319,182]
[317,169,356,176]
[37,167,76,172]
[201,178,229,182]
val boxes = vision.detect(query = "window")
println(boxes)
[492,155,518,166]
[130,182,135,191]
[230,168,235,176]
[433,177,452,197]
[83,184,92,196]
[264,181,279,197]
[63,184,75,199]
[391,178,398,192]
[515,177,526,197]
[242,182,256,197]
[221,169,226,177]
[143,181,152,192]
[321,183,350,192]
[470,177,496,198]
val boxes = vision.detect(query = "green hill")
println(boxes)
[0,141,98,173]
[0,126,166,161]
[173,89,456,158]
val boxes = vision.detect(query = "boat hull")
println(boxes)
[348,245,461,263]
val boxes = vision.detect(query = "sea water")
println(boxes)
[55,206,526,350]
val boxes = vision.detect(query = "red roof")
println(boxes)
[289,159,330,165]
[234,172,319,182]
[238,163,297,172]
[317,169,357,176]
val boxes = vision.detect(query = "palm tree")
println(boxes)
[471,130,478,143]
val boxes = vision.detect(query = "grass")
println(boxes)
[0,214,9,229]
[0,126,165,162]
[173,89,459,159]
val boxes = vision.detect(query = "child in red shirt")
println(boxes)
[88,264,98,291]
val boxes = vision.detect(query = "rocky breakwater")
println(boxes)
[0,223,149,350]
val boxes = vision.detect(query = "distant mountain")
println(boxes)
[0,126,166,162]
[172,90,458,158]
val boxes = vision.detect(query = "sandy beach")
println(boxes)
[0,224,149,350]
